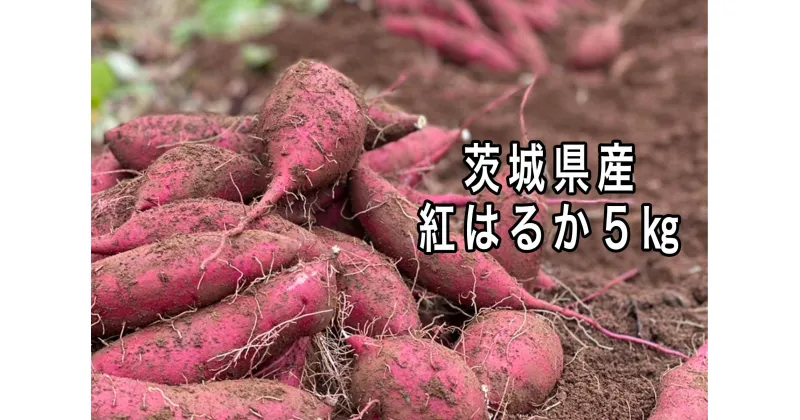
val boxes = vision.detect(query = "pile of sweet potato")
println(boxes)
[90,59,706,419]
[374,0,643,74]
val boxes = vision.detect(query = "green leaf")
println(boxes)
[195,0,283,41]
[172,18,200,46]
[240,44,275,68]
[91,59,118,110]
[280,0,330,16]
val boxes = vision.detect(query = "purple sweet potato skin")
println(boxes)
[105,113,261,171]
[313,193,366,238]
[347,335,487,420]
[272,183,349,227]
[381,15,520,72]
[365,98,425,150]
[272,200,318,225]
[455,310,563,412]
[256,59,367,202]
[568,21,623,70]
[375,0,484,30]
[478,165,550,293]
[91,198,313,255]
[91,230,302,338]
[360,126,462,186]
[474,0,551,74]
[313,227,420,336]
[648,342,708,420]
[521,0,560,32]
[91,374,333,419]
[134,144,268,211]
[349,165,536,310]
[254,336,312,387]
[91,177,143,237]
[92,148,128,193]
[92,259,336,384]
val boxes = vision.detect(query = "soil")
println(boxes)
[93,0,707,418]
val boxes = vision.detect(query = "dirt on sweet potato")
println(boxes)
[94,0,708,416]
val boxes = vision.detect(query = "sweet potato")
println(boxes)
[349,165,688,359]
[134,144,268,211]
[648,342,708,420]
[92,258,336,384]
[381,15,520,72]
[567,0,645,69]
[262,183,353,231]
[203,59,368,269]
[350,165,536,309]
[313,195,366,238]
[271,184,347,226]
[91,176,143,237]
[361,126,469,186]
[91,374,333,419]
[313,226,420,336]
[567,18,623,69]
[92,148,129,193]
[365,97,427,150]
[455,310,563,412]
[306,183,471,240]
[91,230,302,338]
[91,198,312,255]
[399,181,556,291]
[242,59,366,217]
[471,79,553,292]
[347,334,486,419]
[398,185,472,207]
[476,167,552,292]
[363,85,522,188]
[474,0,550,74]
[521,0,561,32]
[273,202,318,225]
[316,185,470,240]
[254,336,312,387]
[401,189,627,210]
[104,113,261,171]
[375,0,485,31]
